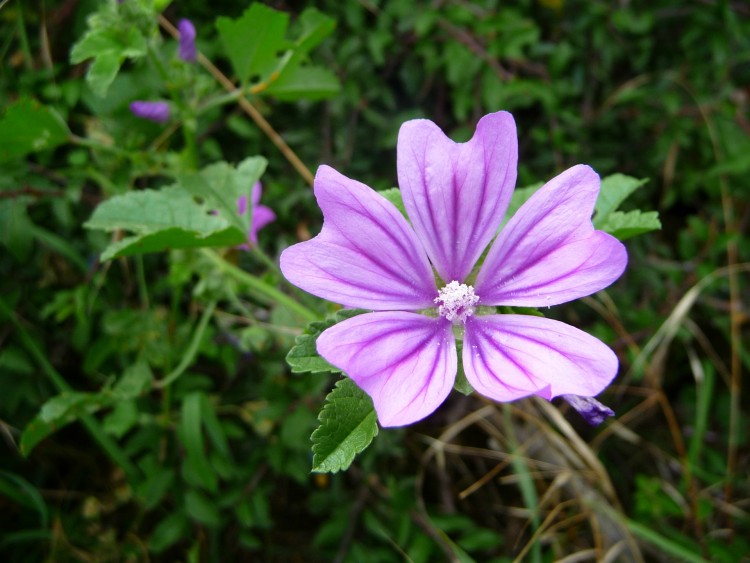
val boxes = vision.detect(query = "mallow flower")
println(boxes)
[280,111,627,427]
[237,182,276,246]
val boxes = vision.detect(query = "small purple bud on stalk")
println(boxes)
[129,101,170,123]
[178,19,197,62]
[562,394,615,426]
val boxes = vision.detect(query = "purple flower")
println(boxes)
[178,19,197,63]
[237,182,276,246]
[129,101,170,123]
[280,111,628,427]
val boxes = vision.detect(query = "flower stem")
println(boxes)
[200,249,318,322]
[154,300,216,389]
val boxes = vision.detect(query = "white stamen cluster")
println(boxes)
[435,281,480,324]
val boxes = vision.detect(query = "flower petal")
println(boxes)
[561,394,615,426]
[463,314,618,402]
[475,165,627,306]
[280,166,437,310]
[397,111,518,283]
[250,204,275,243]
[317,312,457,427]
[251,181,262,207]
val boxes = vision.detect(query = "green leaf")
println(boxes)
[378,188,408,219]
[311,378,379,473]
[0,471,49,528]
[70,26,148,97]
[593,173,649,227]
[179,157,266,234]
[216,4,291,84]
[149,511,188,554]
[501,182,542,229]
[185,489,221,527]
[265,65,341,100]
[286,309,366,374]
[0,199,34,261]
[180,392,218,493]
[103,400,138,438]
[85,158,265,260]
[294,7,337,55]
[598,209,662,240]
[113,360,153,399]
[85,187,241,260]
[70,27,147,63]
[85,51,123,98]
[0,98,70,161]
[20,392,108,455]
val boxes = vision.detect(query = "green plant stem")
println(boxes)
[154,300,217,389]
[135,254,150,310]
[181,117,199,171]
[200,249,318,322]
[0,297,140,481]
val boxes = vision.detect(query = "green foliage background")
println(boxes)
[1,0,748,561]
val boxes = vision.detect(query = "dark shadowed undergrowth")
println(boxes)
[1,1,748,561]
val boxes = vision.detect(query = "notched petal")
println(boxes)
[317,312,457,427]
[398,111,518,282]
[280,166,437,310]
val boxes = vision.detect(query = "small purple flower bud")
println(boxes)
[562,394,615,426]
[130,101,170,123]
[178,19,197,62]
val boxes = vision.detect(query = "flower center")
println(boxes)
[435,281,480,324]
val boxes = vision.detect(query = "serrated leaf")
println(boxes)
[311,378,378,473]
[598,209,662,240]
[85,158,265,260]
[286,309,366,374]
[179,157,266,234]
[216,4,290,84]
[70,26,147,97]
[70,27,147,63]
[593,173,649,227]
[85,187,243,260]
[0,98,70,161]
[265,65,340,100]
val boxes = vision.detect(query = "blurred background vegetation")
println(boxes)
[1,0,748,561]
